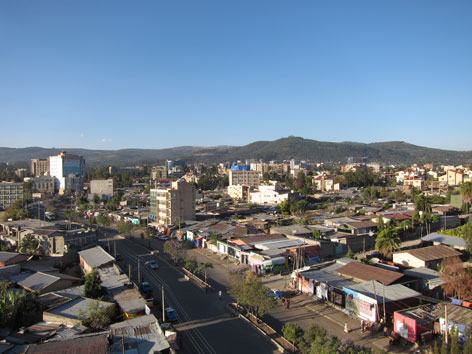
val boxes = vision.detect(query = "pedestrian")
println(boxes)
[361,320,365,334]
[344,322,349,333]
[218,290,222,300]
[286,299,290,309]
[281,297,286,306]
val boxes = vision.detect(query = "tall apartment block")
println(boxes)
[49,151,85,194]
[31,158,49,177]
[0,182,24,209]
[150,180,195,226]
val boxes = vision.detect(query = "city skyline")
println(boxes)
[2,1,471,151]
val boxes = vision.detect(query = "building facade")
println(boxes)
[150,180,195,226]
[49,152,85,194]
[31,158,49,177]
[229,170,261,187]
[31,176,55,194]
[0,182,24,209]
[90,179,114,200]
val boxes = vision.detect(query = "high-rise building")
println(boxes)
[150,180,195,226]
[31,158,49,177]
[49,151,85,194]
[0,182,23,209]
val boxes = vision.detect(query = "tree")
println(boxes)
[345,247,354,259]
[440,256,472,300]
[19,234,40,254]
[196,262,213,284]
[228,271,276,318]
[184,256,197,273]
[311,229,321,239]
[3,200,30,221]
[375,226,400,258]
[163,239,186,263]
[279,200,289,215]
[84,269,106,299]
[96,214,111,227]
[282,322,304,346]
[79,300,115,331]
[0,281,42,329]
[116,220,133,236]
[461,182,472,213]
[92,193,100,205]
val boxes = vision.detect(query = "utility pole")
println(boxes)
[128,264,131,281]
[382,283,387,324]
[138,257,141,283]
[114,240,117,258]
[162,285,165,322]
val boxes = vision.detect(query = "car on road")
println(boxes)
[146,260,159,269]
[268,289,284,299]
[140,281,153,294]
[165,307,179,322]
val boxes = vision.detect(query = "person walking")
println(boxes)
[286,299,290,309]
[218,290,222,300]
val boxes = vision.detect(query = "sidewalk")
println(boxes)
[268,293,411,353]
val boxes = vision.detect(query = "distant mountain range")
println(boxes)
[1,137,471,167]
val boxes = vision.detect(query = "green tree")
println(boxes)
[84,269,105,299]
[450,326,460,354]
[3,200,30,221]
[196,262,213,284]
[311,229,321,239]
[96,214,111,227]
[92,193,100,205]
[228,271,276,318]
[19,234,40,254]
[79,300,115,331]
[184,256,197,273]
[345,247,354,259]
[461,181,472,213]
[375,226,401,258]
[116,220,133,236]
[282,322,304,346]
[279,200,289,215]
[0,281,42,329]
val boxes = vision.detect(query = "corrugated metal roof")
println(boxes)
[344,281,421,303]
[14,272,80,292]
[0,252,20,263]
[422,233,466,248]
[78,246,115,268]
[395,245,462,262]
[433,303,472,327]
[25,333,109,354]
[337,262,404,285]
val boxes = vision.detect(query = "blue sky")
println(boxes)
[1,1,471,151]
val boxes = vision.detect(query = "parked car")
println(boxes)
[268,289,284,299]
[140,281,153,294]
[165,307,179,322]
[146,260,159,269]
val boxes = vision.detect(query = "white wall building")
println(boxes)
[49,152,85,194]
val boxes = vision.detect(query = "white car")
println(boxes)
[146,260,159,269]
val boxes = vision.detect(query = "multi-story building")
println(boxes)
[151,166,168,180]
[90,178,114,200]
[31,158,49,177]
[49,152,85,194]
[229,170,261,187]
[150,180,195,226]
[31,176,55,194]
[0,182,24,209]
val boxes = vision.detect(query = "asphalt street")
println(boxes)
[114,238,279,354]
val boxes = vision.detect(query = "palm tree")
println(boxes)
[461,182,472,213]
[375,227,401,258]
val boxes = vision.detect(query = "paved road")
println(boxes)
[115,238,278,354]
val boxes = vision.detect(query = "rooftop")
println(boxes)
[422,233,466,248]
[344,281,421,303]
[394,245,462,262]
[78,246,115,269]
[337,261,404,285]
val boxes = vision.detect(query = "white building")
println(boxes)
[49,151,85,194]
[249,184,294,205]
